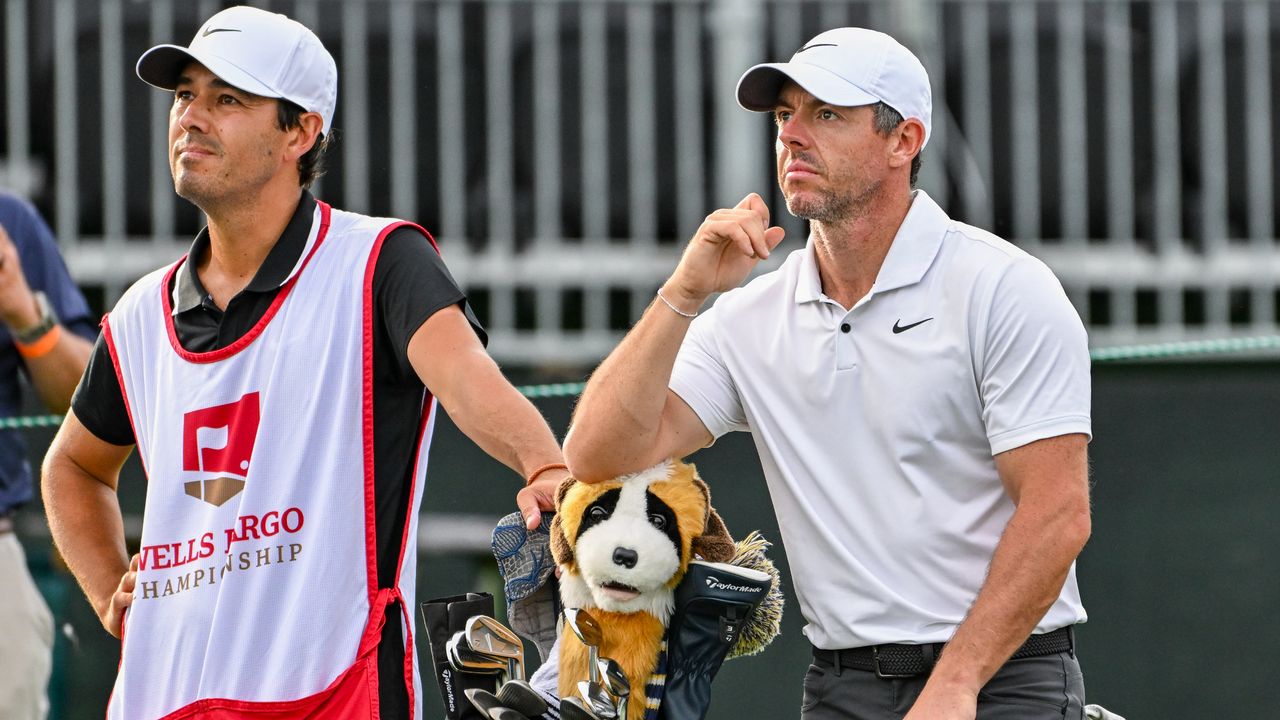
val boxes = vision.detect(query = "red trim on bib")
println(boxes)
[396,588,417,716]
[364,221,439,714]
[152,651,380,719]
[394,393,434,715]
[102,317,149,480]
[395,393,433,587]
[360,220,439,603]
[161,203,333,364]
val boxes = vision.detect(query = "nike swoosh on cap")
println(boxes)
[202,27,241,37]
[796,43,838,53]
[892,318,933,334]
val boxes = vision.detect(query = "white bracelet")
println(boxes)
[656,289,698,319]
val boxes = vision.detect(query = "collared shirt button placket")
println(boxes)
[836,315,858,371]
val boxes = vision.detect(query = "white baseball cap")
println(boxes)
[736,27,932,146]
[136,5,338,135]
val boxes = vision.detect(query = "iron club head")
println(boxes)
[564,608,604,684]
[495,679,548,717]
[447,630,506,675]
[578,679,619,720]
[560,695,601,720]
[563,608,604,647]
[597,657,630,718]
[465,615,527,681]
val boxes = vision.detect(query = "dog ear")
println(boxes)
[554,473,576,508]
[692,507,736,563]
[549,475,576,566]
[689,473,736,563]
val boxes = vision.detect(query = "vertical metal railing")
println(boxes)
[4,0,29,193]
[4,0,1280,363]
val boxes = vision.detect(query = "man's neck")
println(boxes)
[196,184,304,309]
[810,188,914,310]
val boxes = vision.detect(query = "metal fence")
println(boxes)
[3,0,1279,363]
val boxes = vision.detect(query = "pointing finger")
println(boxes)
[744,193,770,228]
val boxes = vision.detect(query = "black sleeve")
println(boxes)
[372,226,487,380]
[69,333,135,446]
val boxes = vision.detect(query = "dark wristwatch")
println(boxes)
[12,291,58,344]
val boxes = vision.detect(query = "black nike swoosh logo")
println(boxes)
[797,43,838,53]
[892,318,933,334]
[202,27,241,37]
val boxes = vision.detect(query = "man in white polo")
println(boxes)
[564,27,1092,720]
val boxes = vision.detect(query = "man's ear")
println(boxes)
[284,111,324,163]
[888,117,925,171]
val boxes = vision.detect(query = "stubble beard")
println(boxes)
[172,156,275,217]
[784,178,881,225]
[173,170,218,209]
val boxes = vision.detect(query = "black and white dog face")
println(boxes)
[556,462,704,619]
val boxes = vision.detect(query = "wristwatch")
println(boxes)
[12,291,58,344]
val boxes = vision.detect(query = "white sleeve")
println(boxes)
[979,257,1092,455]
[669,306,749,439]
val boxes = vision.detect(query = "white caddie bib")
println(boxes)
[104,202,435,720]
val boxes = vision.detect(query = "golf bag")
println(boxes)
[420,592,499,720]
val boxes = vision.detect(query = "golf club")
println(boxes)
[563,608,604,686]
[464,688,526,720]
[462,615,547,717]
[495,679,549,718]
[465,615,526,680]
[560,695,602,720]
[597,657,631,720]
[577,680,619,719]
[447,630,506,676]
[490,709,532,720]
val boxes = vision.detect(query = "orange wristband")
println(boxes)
[525,462,568,486]
[14,323,61,359]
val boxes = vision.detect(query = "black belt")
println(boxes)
[813,626,1074,679]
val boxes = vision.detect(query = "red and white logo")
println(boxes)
[181,392,261,506]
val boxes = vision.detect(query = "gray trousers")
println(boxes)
[0,534,52,720]
[801,648,1085,720]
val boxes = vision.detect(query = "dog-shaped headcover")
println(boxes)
[550,459,780,719]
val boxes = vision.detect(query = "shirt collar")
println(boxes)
[173,191,318,314]
[793,189,949,305]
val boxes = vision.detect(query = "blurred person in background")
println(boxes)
[40,6,566,720]
[0,192,95,719]
[564,27,1092,720]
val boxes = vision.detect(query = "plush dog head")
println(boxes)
[550,459,734,619]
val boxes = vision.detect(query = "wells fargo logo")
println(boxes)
[182,392,260,506]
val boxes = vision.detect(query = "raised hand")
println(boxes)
[663,193,786,312]
[0,223,40,331]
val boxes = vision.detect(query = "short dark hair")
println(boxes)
[276,100,331,188]
[871,102,922,188]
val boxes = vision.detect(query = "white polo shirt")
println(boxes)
[670,190,1090,650]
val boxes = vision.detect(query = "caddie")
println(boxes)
[42,6,568,719]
